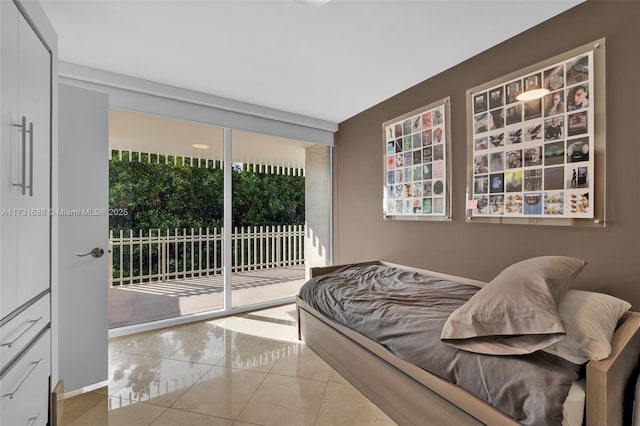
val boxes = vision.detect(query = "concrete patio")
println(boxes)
[108,265,306,328]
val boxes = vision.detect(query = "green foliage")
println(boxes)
[232,167,305,228]
[109,157,305,231]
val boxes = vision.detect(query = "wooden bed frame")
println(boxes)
[296,261,640,426]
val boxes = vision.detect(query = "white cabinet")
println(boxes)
[0,329,50,426]
[0,1,52,425]
[0,0,21,320]
[0,0,52,318]
[0,294,49,369]
[15,0,51,312]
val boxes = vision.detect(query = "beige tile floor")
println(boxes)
[60,304,397,426]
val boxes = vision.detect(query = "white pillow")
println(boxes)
[543,289,631,364]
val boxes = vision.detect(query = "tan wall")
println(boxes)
[333,1,640,308]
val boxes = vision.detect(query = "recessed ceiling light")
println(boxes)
[192,144,209,150]
[516,88,550,101]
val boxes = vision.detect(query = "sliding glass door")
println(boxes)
[108,109,226,328]
[230,129,309,309]
[108,109,332,332]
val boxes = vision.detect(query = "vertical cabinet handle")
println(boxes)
[28,121,34,196]
[12,116,27,195]
[11,116,33,196]
[2,357,43,399]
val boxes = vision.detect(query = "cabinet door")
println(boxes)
[16,11,51,307]
[0,293,49,370]
[0,0,21,317]
[0,329,51,426]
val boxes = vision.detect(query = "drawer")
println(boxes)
[1,329,50,426]
[0,293,50,371]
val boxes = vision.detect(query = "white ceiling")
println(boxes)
[40,0,582,124]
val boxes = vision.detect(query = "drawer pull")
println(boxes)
[28,412,41,426]
[1,317,43,348]
[2,357,42,399]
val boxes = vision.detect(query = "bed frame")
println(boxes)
[296,261,640,426]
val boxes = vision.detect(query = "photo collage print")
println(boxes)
[470,52,593,218]
[384,102,448,217]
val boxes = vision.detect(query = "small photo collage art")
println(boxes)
[470,52,593,218]
[385,104,447,216]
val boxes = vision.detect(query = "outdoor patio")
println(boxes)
[108,265,306,328]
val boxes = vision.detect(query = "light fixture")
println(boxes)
[192,143,209,150]
[516,88,550,101]
[294,0,332,6]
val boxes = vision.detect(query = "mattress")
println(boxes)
[299,264,582,426]
[562,379,585,426]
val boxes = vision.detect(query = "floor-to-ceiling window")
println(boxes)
[106,110,322,330]
[108,109,227,327]
[230,129,310,309]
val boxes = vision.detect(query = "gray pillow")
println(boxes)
[441,256,587,355]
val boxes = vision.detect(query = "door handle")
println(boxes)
[77,248,104,258]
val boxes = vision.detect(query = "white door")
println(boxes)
[58,84,109,392]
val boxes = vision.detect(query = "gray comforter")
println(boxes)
[298,265,581,426]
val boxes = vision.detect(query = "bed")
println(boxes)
[296,258,640,426]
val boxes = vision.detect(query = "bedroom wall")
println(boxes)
[333,1,640,309]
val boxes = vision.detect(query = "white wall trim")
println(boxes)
[58,61,336,145]
[223,128,233,311]
[328,145,334,265]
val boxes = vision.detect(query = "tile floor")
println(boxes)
[60,304,397,426]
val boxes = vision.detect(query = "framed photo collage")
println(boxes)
[382,41,603,226]
[383,98,451,221]
[468,51,594,220]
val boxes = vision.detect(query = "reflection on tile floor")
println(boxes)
[60,304,397,426]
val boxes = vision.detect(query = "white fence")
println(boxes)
[109,225,305,286]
